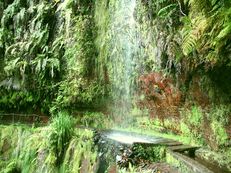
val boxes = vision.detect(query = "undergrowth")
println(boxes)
[0,113,98,173]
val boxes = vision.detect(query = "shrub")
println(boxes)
[132,144,166,162]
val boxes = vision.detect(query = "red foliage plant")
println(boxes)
[137,72,182,120]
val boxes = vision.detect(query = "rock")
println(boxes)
[116,155,122,163]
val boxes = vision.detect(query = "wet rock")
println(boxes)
[116,155,122,163]
[116,147,135,168]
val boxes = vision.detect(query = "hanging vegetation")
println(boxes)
[0,0,105,113]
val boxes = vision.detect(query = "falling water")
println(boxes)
[107,0,140,124]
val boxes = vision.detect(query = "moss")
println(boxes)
[211,120,228,147]
[188,106,203,126]
[179,106,205,145]
[180,122,191,136]
[206,105,230,148]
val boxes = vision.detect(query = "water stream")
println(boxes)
[104,130,163,144]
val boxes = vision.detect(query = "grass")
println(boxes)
[0,113,98,173]
[49,111,75,163]
[61,129,98,173]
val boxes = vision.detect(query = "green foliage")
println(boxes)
[0,0,103,113]
[207,105,230,147]
[137,0,231,104]
[183,0,231,66]
[180,122,191,136]
[0,90,35,110]
[0,123,98,172]
[180,105,230,148]
[49,112,74,162]
[136,117,164,132]
[188,106,203,126]
[0,0,61,112]
[208,105,230,125]
[2,1,59,80]
[76,112,110,128]
[180,106,204,145]
[135,0,183,72]
[61,129,98,173]
[132,144,166,162]
[211,120,228,147]
[181,16,197,56]
[0,28,3,48]
[51,2,106,112]
[2,160,20,173]
[158,4,178,18]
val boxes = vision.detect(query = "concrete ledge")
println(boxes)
[166,149,214,173]
[169,145,199,152]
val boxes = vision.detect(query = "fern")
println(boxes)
[182,32,197,56]
[217,23,231,40]
[210,0,219,6]
[4,58,20,76]
[1,0,21,27]
[188,0,211,13]
[157,4,178,18]
[0,28,3,48]
[180,16,196,56]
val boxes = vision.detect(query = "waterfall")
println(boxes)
[95,0,141,125]
[110,0,138,122]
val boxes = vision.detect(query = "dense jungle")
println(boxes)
[0,0,230,172]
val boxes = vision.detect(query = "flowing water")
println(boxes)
[98,0,141,124]
[104,130,164,145]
